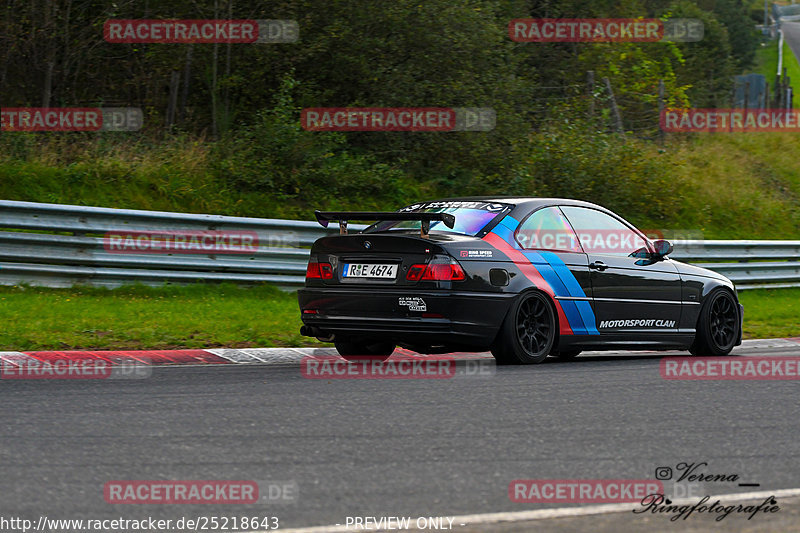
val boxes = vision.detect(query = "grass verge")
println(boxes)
[752,34,800,107]
[0,284,796,351]
[738,287,800,339]
[783,34,800,108]
[753,38,779,85]
[0,284,323,351]
[2,123,800,240]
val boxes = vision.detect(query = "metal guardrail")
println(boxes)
[0,199,364,289]
[774,3,800,22]
[669,241,800,289]
[0,199,798,290]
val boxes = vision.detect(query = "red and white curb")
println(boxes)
[0,347,489,369]
[0,338,798,369]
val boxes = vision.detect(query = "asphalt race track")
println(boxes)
[2,340,800,532]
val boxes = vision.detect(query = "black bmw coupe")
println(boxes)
[298,198,743,364]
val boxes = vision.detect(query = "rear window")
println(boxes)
[366,201,511,236]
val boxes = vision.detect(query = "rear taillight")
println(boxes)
[406,264,426,281]
[406,260,466,281]
[306,260,333,280]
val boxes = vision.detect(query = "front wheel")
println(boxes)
[689,289,740,356]
[491,291,556,364]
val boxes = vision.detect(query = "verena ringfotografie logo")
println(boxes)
[1,108,142,132]
[509,479,664,503]
[1,357,150,380]
[661,109,800,132]
[103,231,260,254]
[509,18,703,42]
[301,108,495,132]
[104,480,298,504]
[634,494,779,522]
[301,355,495,380]
[640,461,780,521]
[104,19,298,43]
[661,357,800,380]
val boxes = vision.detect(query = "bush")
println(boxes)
[214,74,416,213]
[483,118,681,227]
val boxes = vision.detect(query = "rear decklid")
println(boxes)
[304,201,512,287]
[306,233,467,287]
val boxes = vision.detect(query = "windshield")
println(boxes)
[366,201,511,236]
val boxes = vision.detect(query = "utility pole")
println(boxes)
[765,0,768,29]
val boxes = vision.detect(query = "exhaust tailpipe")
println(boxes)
[300,325,335,342]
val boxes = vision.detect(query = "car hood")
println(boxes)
[670,259,732,283]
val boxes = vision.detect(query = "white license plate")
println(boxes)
[343,263,398,279]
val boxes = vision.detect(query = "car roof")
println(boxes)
[400,197,649,242]
[430,196,610,212]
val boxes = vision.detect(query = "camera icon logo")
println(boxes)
[655,467,673,480]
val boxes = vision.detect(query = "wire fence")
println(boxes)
[527,73,666,139]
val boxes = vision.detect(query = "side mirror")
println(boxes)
[652,239,673,258]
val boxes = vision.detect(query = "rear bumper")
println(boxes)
[298,287,513,348]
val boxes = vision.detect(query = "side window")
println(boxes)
[560,206,647,256]
[515,207,582,252]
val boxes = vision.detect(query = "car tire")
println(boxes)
[689,289,740,356]
[551,349,581,359]
[335,339,395,362]
[491,291,556,364]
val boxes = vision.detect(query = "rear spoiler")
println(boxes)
[314,210,455,237]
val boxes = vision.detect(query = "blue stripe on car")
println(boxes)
[539,252,600,335]
[488,215,600,336]
[521,251,587,334]
[489,214,520,245]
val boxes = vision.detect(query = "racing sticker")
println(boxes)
[460,250,493,258]
[599,319,676,328]
[398,297,427,312]
[400,201,507,212]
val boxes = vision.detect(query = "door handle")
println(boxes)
[589,261,608,271]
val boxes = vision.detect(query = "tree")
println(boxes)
[665,0,736,107]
